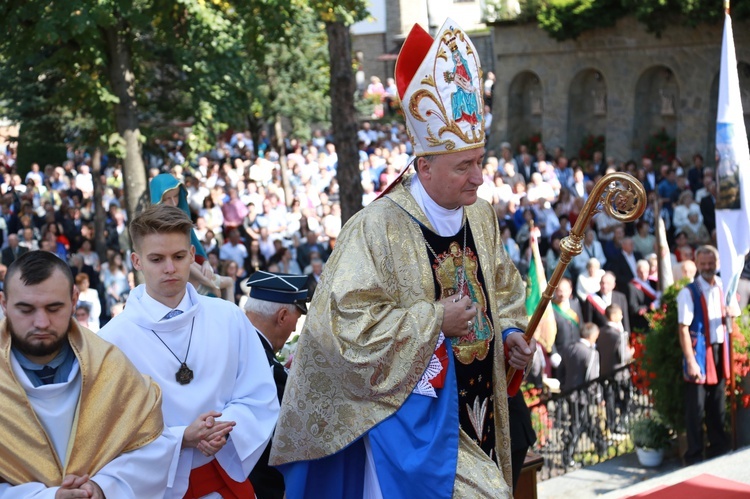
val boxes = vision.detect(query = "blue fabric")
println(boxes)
[280,338,460,498]
[368,337,458,499]
[502,327,524,342]
[149,173,207,259]
[279,439,366,499]
[686,282,708,380]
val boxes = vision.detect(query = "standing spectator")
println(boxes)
[75,272,102,332]
[677,245,739,464]
[247,239,268,275]
[605,237,642,294]
[220,229,249,275]
[583,271,630,333]
[571,229,607,277]
[551,278,583,375]
[102,251,130,311]
[483,71,495,109]
[632,220,656,258]
[200,196,225,235]
[596,304,634,432]
[1,234,28,266]
[221,187,249,233]
[680,206,711,247]
[628,260,658,333]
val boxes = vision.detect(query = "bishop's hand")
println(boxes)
[439,295,476,338]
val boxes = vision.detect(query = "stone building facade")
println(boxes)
[489,16,750,165]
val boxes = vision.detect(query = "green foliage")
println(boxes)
[640,280,687,433]
[630,416,671,450]
[537,0,627,41]
[0,0,335,164]
[527,0,750,41]
[309,0,369,25]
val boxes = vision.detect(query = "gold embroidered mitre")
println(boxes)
[0,319,164,486]
[395,18,485,157]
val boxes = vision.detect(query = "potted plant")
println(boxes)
[631,417,671,467]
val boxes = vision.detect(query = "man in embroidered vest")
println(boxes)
[99,205,279,498]
[0,250,177,497]
[677,245,739,465]
[269,17,534,499]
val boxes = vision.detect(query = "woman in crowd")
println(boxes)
[102,251,130,311]
[75,272,102,332]
[576,257,606,302]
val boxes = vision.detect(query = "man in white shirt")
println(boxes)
[677,245,739,464]
[100,205,279,498]
[0,250,176,497]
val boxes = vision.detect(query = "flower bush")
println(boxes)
[644,128,676,163]
[579,134,605,161]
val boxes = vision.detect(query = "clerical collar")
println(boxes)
[141,288,193,323]
[12,340,76,387]
[410,174,464,237]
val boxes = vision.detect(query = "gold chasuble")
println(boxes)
[0,319,165,486]
[270,174,527,494]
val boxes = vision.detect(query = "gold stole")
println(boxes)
[0,319,164,486]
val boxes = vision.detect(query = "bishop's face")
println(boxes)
[417,147,484,210]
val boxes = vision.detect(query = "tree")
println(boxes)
[310,0,369,224]
[0,0,304,224]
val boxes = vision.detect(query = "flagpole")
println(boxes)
[507,173,647,384]
[654,196,664,289]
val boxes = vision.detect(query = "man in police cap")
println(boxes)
[244,270,309,499]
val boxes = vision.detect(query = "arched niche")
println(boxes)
[567,68,608,160]
[507,71,543,150]
[632,65,679,162]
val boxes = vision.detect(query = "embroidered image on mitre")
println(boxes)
[395,18,485,157]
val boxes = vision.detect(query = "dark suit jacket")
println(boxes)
[248,332,286,499]
[596,324,626,377]
[700,195,716,234]
[604,251,642,294]
[583,291,630,333]
[552,299,583,355]
[520,162,538,184]
[1,245,28,266]
[306,273,321,299]
[296,242,328,271]
[627,281,656,333]
[559,341,600,393]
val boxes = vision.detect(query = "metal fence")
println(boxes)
[526,364,653,480]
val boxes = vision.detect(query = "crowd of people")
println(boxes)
[0,14,748,497]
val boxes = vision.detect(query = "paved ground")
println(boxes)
[538,446,750,498]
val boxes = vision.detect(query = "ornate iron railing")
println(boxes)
[526,364,653,480]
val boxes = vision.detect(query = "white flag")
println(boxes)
[715,11,750,305]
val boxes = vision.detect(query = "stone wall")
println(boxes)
[489,16,750,164]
